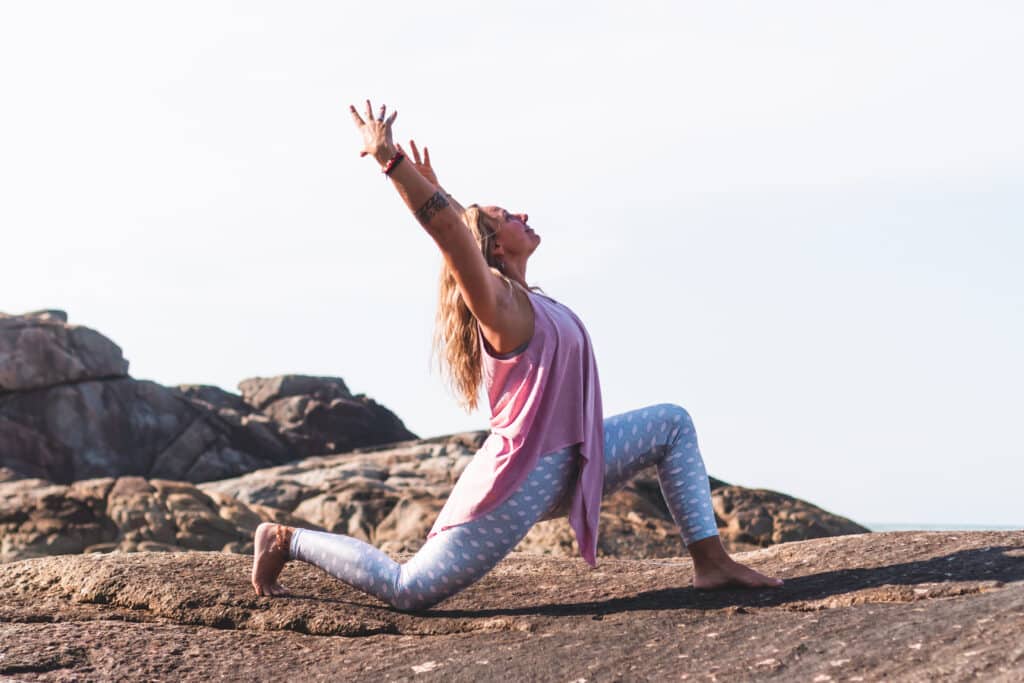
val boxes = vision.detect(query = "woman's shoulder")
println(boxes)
[524,287,559,306]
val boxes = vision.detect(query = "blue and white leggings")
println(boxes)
[289,403,718,611]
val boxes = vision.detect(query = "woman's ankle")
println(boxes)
[687,534,732,570]
[274,524,295,558]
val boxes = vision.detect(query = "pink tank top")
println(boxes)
[428,290,605,566]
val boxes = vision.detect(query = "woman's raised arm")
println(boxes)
[351,100,503,326]
[398,140,467,216]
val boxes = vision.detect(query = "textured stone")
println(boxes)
[244,375,417,456]
[0,475,315,563]
[0,532,1020,680]
[2,425,869,565]
[0,310,128,392]
[200,432,865,560]
[712,485,870,547]
[239,375,353,411]
[1,311,418,485]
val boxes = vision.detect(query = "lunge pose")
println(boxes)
[251,101,782,609]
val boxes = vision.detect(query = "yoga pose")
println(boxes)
[251,100,782,610]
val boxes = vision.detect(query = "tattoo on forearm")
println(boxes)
[414,192,450,227]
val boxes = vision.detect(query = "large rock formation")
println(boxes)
[0,475,313,563]
[0,531,1020,680]
[1,431,868,565]
[0,310,416,484]
[200,432,867,559]
[0,308,868,572]
[0,310,128,392]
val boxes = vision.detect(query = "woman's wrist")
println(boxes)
[372,144,399,167]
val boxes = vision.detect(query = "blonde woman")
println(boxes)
[251,101,782,609]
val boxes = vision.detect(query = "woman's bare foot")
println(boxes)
[688,535,784,590]
[251,522,294,597]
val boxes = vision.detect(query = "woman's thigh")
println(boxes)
[402,446,577,600]
[601,403,695,494]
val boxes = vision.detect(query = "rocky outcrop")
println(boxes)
[0,310,128,392]
[1,430,867,564]
[201,432,866,558]
[712,485,875,547]
[236,375,415,456]
[0,475,312,563]
[0,531,1020,680]
[0,310,416,484]
[0,308,867,570]
[200,432,481,552]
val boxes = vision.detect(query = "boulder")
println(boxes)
[2,423,870,564]
[713,485,870,547]
[0,475,315,563]
[0,312,417,484]
[0,377,283,483]
[238,375,417,456]
[201,431,866,560]
[239,375,353,411]
[0,310,128,392]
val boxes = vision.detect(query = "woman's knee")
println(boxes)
[393,591,444,612]
[652,402,693,428]
[392,572,458,611]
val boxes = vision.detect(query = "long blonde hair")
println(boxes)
[433,204,516,412]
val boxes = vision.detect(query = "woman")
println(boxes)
[251,101,782,610]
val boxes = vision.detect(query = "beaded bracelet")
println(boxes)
[382,151,405,176]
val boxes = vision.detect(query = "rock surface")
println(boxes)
[0,310,416,484]
[0,475,314,564]
[0,310,128,393]
[198,375,417,461]
[0,531,1020,681]
[202,432,869,558]
[1,430,868,564]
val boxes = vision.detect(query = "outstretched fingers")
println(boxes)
[351,99,393,123]
[349,99,396,158]
[349,104,365,126]
[408,140,432,170]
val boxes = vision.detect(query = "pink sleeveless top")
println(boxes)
[428,290,605,566]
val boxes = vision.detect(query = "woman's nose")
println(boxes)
[519,213,529,223]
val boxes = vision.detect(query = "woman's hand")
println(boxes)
[349,99,398,165]
[399,139,465,213]
[397,140,438,186]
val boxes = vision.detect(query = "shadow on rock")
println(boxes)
[419,544,1024,619]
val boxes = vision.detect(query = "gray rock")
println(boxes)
[0,313,418,484]
[0,377,285,484]
[0,475,314,563]
[713,485,871,547]
[200,431,866,560]
[0,311,128,392]
[239,375,353,411]
[246,375,417,456]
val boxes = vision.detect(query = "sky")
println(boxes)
[2,2,1021,528]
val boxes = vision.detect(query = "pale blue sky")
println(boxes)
[2,2,1021,527]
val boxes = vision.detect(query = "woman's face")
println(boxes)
[482,206,540,260]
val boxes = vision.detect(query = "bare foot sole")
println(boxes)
[251,522,293,597]
[693,559,784,591]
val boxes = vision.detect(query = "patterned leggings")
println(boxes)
[289,403,718,611]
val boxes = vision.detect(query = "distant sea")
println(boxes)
[867,523,1022,532]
